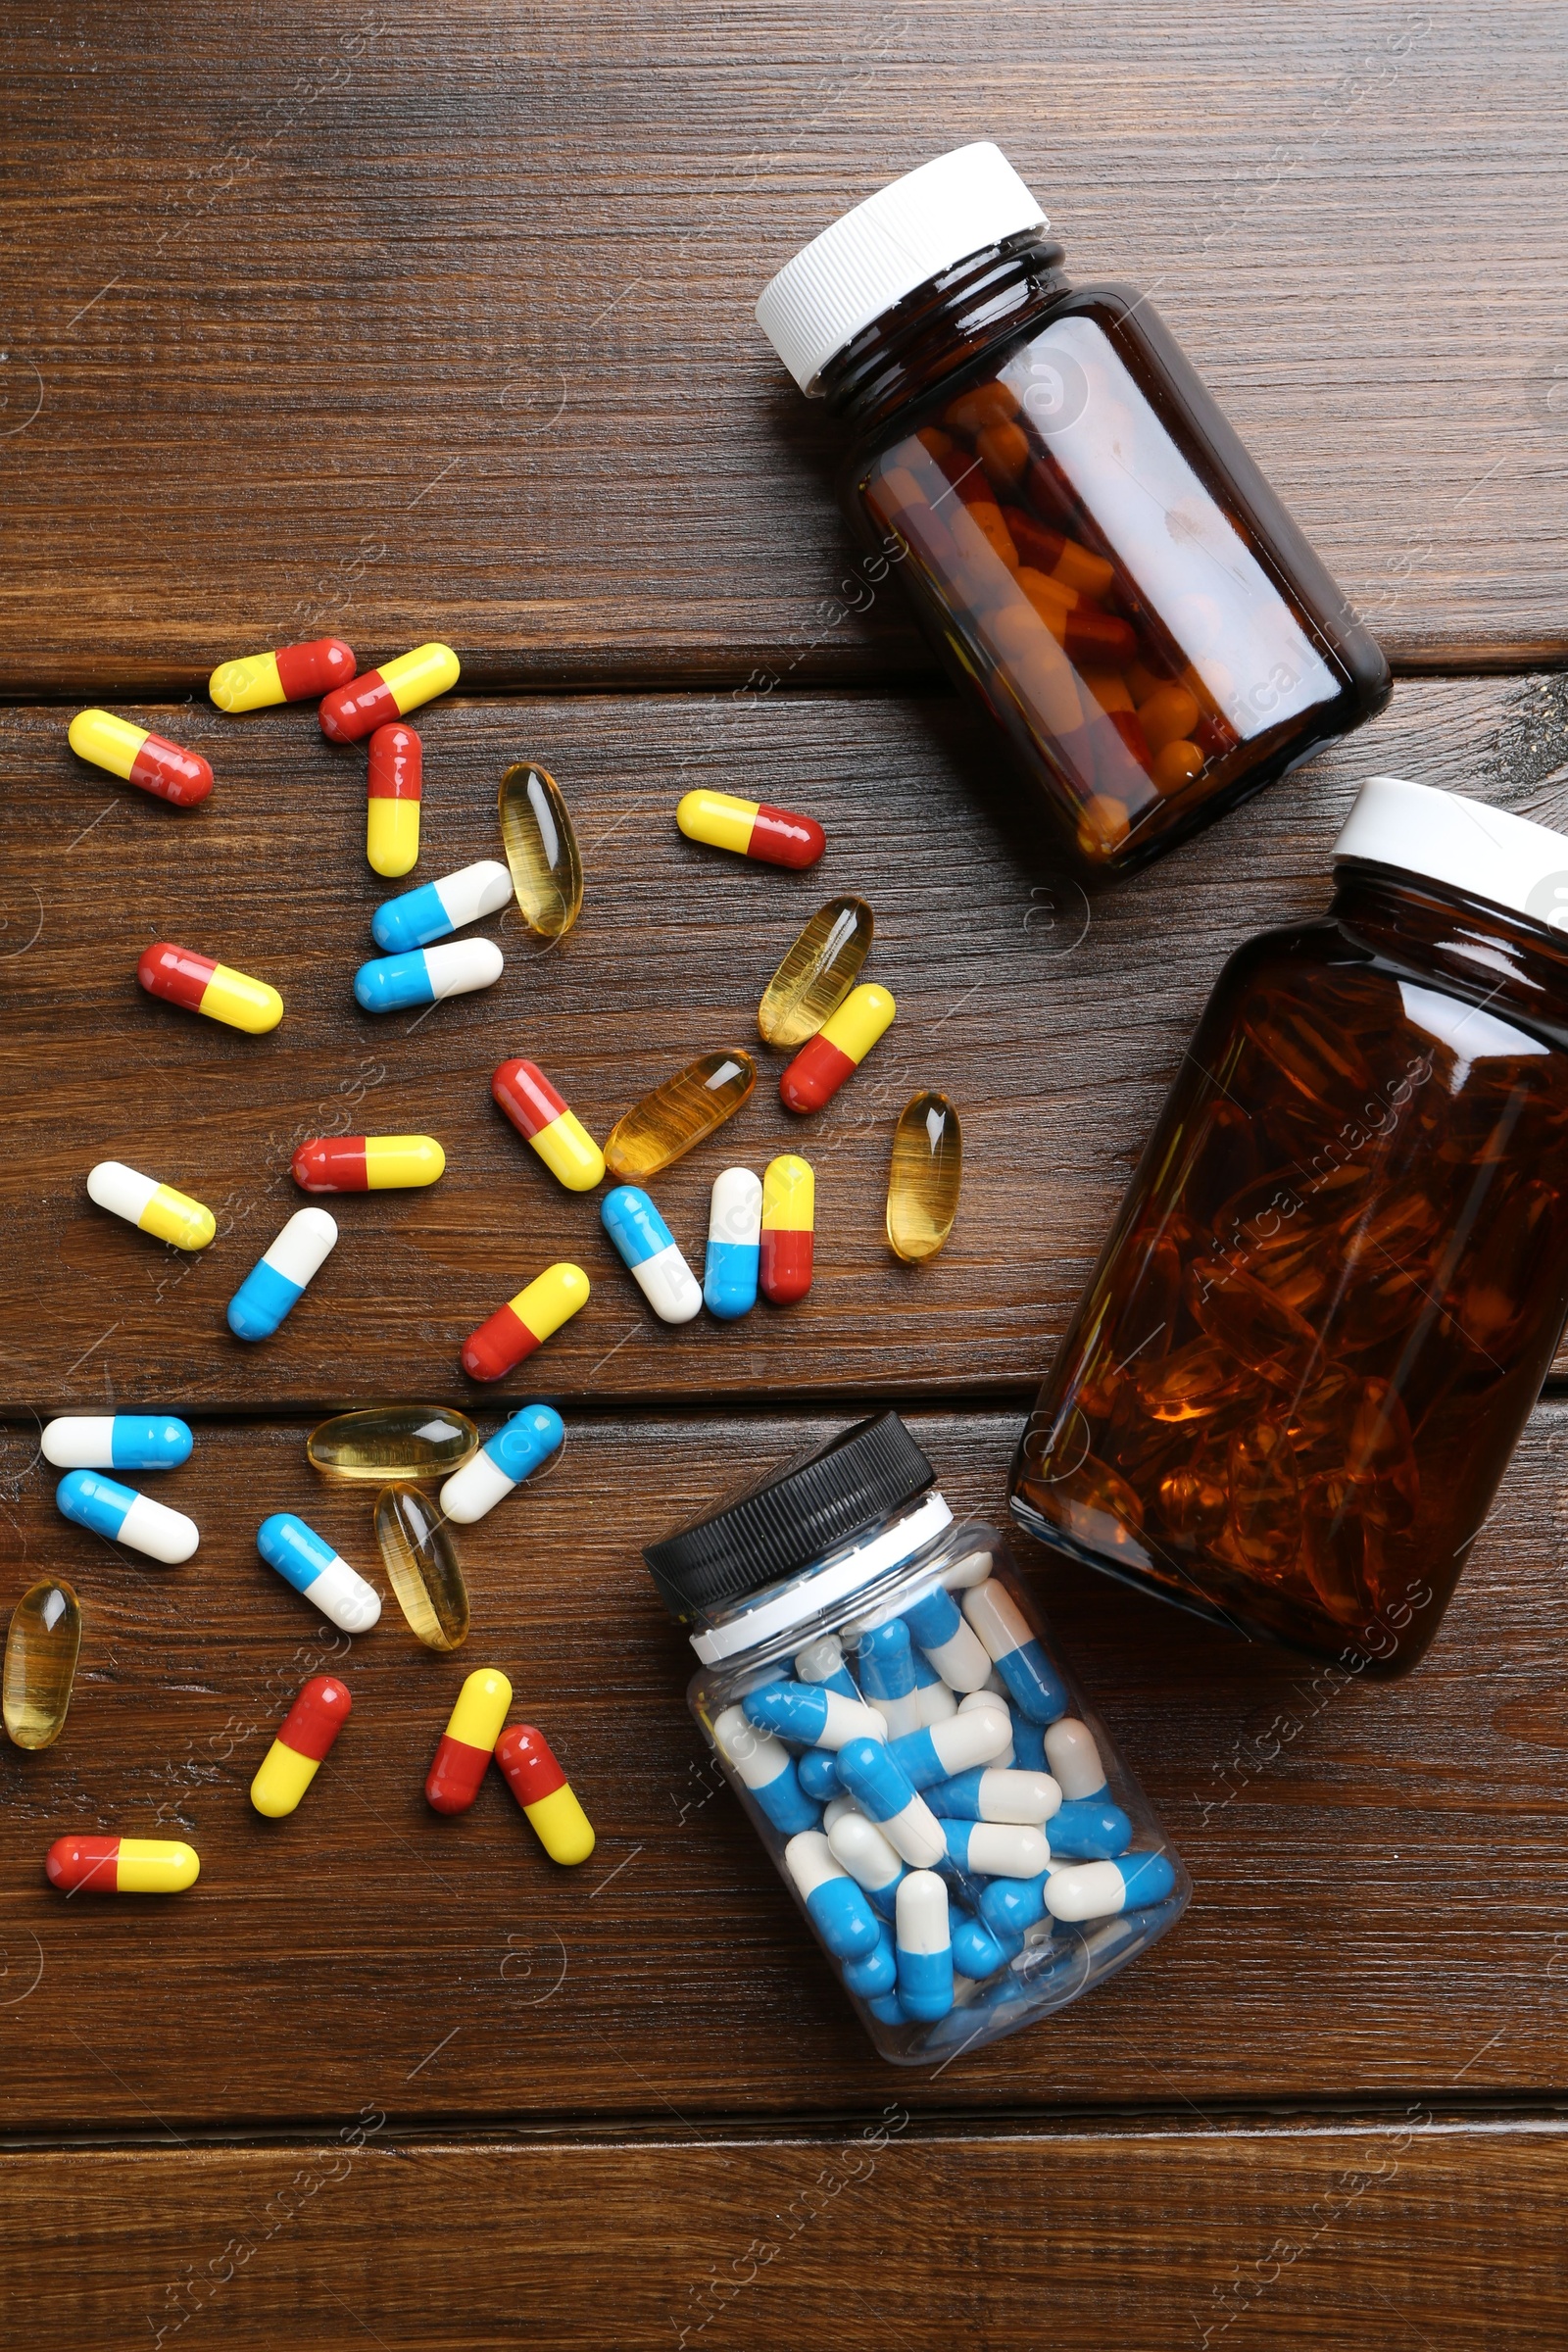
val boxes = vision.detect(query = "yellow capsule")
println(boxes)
[308,1405,479,1483]
[759,896,874,1048]
[375,1481,469,1652]
[886,1091,962,1263]
[3,1579,81,1750]
[367,798,420,878]
[117,1838,200,1892]
[87,1160,217,1250]
[603,1051,757,1184]
[499,762,583,939]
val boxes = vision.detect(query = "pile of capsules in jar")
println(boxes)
[701,1538,1186,2061]
[7,1402,596,1891]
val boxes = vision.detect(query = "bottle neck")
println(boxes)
[687,1490,956,1667]
[816,230,1070,435]
[1332,864,1568,1040]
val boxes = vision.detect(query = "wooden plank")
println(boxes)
[2,3,1566,693]
[2,2120,1565,2349]
[9,672,1568,1409]
[3,1404,1567,2135]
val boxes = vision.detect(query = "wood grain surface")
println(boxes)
[8,671,1568,1409]
[3,1405,1566,2137]
[2,2,1566,695]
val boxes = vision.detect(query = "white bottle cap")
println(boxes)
[1332,775,1568,933]
[756,142,1048,396]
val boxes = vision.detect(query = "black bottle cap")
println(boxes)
[643,1411,937,1627]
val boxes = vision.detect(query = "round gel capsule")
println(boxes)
[439,1403,564,1525]
[3,1579,81,1750]
[425,1667,513,1813]
[56,1471,198,1564]
[499,761,582,938]
[886,1091,961,1263]
[137,942,283,1035]
[496,1723,596,1864]
[41,1415,192,1471]
[374,1481,469,1651]
[46,1836,200,1894]
[87,1160,215,1250]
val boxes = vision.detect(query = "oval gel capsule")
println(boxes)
[425,1667,513,1814]
[87,1160,215,1250]
[226,1207,337,1341]
[374,1482,469,1652]
[603,1052,756,1184]
[461,1262,589,1381]
[601,1188,702,1324]
[704,1166,762,1320]
[760,1154,813,1304]
[56,1471,198,1564]
[496,1723,596,1864]
[137,942,283,1035]
[3,1579,81,1750]
[365,722,421,876]
[676,788,825,870]
[256,1513,381,1633]
[68,710,213,807]
[372,859,512,953]
[758,897,873,1049]
[492,1059,606,1192]
[498,762,583,938]
[41,1415,192,1471]
[353,938,504,1013]
[780,983,896,1113]
[250,1675,352,1817]
[210,637,357,712]
[307,1405,477,1483]
[291,1135,445,1192]
[319,643,460,742]
[46,1836,199,1894]
[439,1402,564,1525]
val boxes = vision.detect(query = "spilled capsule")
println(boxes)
[602,1187,702,1324]
[780,984,896,1113]
[3,1579,81,1750]
[56,1471,198,1564]
[250,1675,352,1817]
[676,788,825,870]
[210,637,357,712]
[374,1481,469,1651]
[308,1404,477,1484]
[372,860,512,953]
[87,1160,215,1250]
[226,1207,338,1341]
[886,1092,961,1263]
[292,1135,445,1192]
[492,1058,606,1192]
[42,1415,192,1471]
[137,942,283,1035]
[318,642,459,742]
[760,1154,813,1304]
[256,1513,381,1633]
[353,938,503,1013]
[426,1667,513,1813]
[46,1836,199,1894]
[68,710,213,807]
[499,762,582,939]
[603,1051,756,1184]
[758,896,873,1049]
[704,1166,761,1320]
[461,1262,589,1382]
[365,722,421,878]
[440,1402,564,1525]
[496,1723,596,1864]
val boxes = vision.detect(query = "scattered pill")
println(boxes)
[703,1166,762,1320]
[835,1736,946,1866]
[941,1818,1051,1878]
[256,1513,381,1633]
[887,1091,962,1262]
[760,1153,814,1304]
[318,641,460,742]
[884,1706,1011,1790]
[1044,1717,1109,1801]
[56,1471,198,1564]
[962,1581,1069,1724]
[1047,1797,1132,1860]
[375,1480,469,1651]
[902,1583,993,1692]
[676,788,825,870]
[499,761,582,938]
[226,1206,337,1341]
[137,941,283,1035]
[858,1621,923,1740]
[602,1186,703,1324]
[353,937,504,1013]
[68,709,213,807]
[426,1667,513,1813]
[895,1869,954,2021]
[492,1058,606,1192]
[797,1747,841,1801]
[926,1767,1060,1825]
[439,1402,564,1525]
[711,1702,818,1835]
[795,1632,859,1701]
[308,1404,477,1483]
[3,1579,81,1750]
[758,896,873,1049]
[496,1723,596,1864]
[743,1682,887,1750]
[42,1415,192,1471]
[785,1830,881,1958]
[604,1051,758,1184]
[779,983,896,1113]
[365,722,421,876]
[250,1675,352,1817]
[87,1160,215,1250]
[825,1806,906,1919]
[291,1135,445,1192]
[210,637,357,712]
[1044,1850,1176,1922]
[461,1262,590,1381]
[372,859,512,953]
[46,1836,199,1894]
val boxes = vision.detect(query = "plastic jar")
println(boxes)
[644,1413,1187,2066]
[1009,775,1568,1672]
[756,144,1390,877]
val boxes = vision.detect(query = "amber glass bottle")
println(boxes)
[758,144,1390,876]
[1009,776,1568,1673]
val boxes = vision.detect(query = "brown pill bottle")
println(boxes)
[757,144,1391,877]
[1009,775,1568,1673]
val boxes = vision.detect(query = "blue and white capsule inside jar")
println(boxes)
[644,1413,1189,2066]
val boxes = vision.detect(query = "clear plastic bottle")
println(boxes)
[757,144,1390,877]
[644,1412,1187,2065]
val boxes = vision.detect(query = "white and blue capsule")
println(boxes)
[961,1580,1068,1724]
[56,1470,198,1564]
[370,859,512,953]
[1046,1716,1108,1801]
[902,1581,993,1691]
[952,1906,1019,1978]
[226,1206,338,1341]
[42,1415,192,1471]
[1047,1796,1132,1860]
[796,1747,841,1802]
[794,1632,859,1701]
[843,1920,898,1997]
[711,1704,818,1835]
[857,1619,924,1740]
[742,1682,885,1751]
[439,1402,564,1525]
[941,1818,1052,1878]
[825,1807,906,1920]
[1045,1849,1176,1922]
[601,1187,702,1324]
[702,1166,761,1320]
[895,1870,953,2022]
[884,1705,1011,1792]
[926,1765,1060,1825]
[834,1736,945,1866]
[784,1830,882,1961]
[906,1642,957,1727]
[256,1512,381,1633]
[353,937,504,1013]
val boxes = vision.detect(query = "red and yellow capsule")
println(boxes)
[492,1058,605,1192]
[209,638,357,713]
[496,1723,596,1864]
[292,1135,446,1193]
[461,1263,589,1382]
[45,1835,199,1894]
[760,1153,814,1305]
[779,983,896,1113]
[676,789,825,871]
[367,722,421,877]
[68,710,213,808]
[250,1675,352,1818]
[425,1667,513,1814]
[137,941,283,1035]
[318,642,460,743]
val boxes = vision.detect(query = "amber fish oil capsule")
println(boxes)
[46,1836,200,1894]
[318,643,460,743]
[499,762,583,939]
[137,942,283,1035]
[426,1667,513,1813]
[4,1579,81,1750]
[758,897,873,1049]
[375,1481,469,1650]
[603,1051,757,1184]
[250,1675,352,1817]
[68,710,213,807]
[308,1404,478,1484]
[496,1723,596,1864]
[210,638,356,712]
[87,1160,216,1250]
[366,722,422,877]
[677,788,825,870]
[886,1092,962,1262]
[780,985,895,1113]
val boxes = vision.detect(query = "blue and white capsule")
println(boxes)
[895,1871,953,2022]
[711,1704,818,1835]
[439,1402,564,1525]
[978,1870,1054,1943]
[961,1581,1068,1724]
[1045,1716,1109,1801]
[256,1513,381,1633]
[843,1921,898,1996]
[370,859,513,953]
[858,1620,923,1740]
[906,1642,957,1727]
[834,1737,945,1866]
[941,1818,1052,1879]
[353,937,505,1013]
[703,1166,761,1320]
[1045,1849,1176,1922]
[226,1206,338,1341]
[952,1906,1020,1978]
[794,1632,859,1701]
[742,1682,885,1751]
[601,1187,702,1324]
[784,1830,881,1961]
[797,1747,841,1802]
[1046,1797,1132,1860]
[885,1705,1011,1791]
[1010,1714,1048,1773]
[903,1582,993,1691]
[825,1807,906,1920]
[926,1765,1060,1825]
[42,1415,192,1471]
[56,1470,198,1564]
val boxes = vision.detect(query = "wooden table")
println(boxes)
[4,6,1567,2342]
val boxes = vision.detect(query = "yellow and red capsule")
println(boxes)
[367,722,421,877]
[45,1835,199,1894]
[760,1153,814,1304]
[496,1723,595,1864]
[677,788,825,871]
[292,1135,446,1192]
[425,1667,513,1814]
[250,1675,352,1818]
[461,1263,589,1382]
[68,710,213,808]
[780,984,896,1113]
[318,642,460,743]
[209,638,357,713]
[492,1059,605,1192]
[137,942,283,1035]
